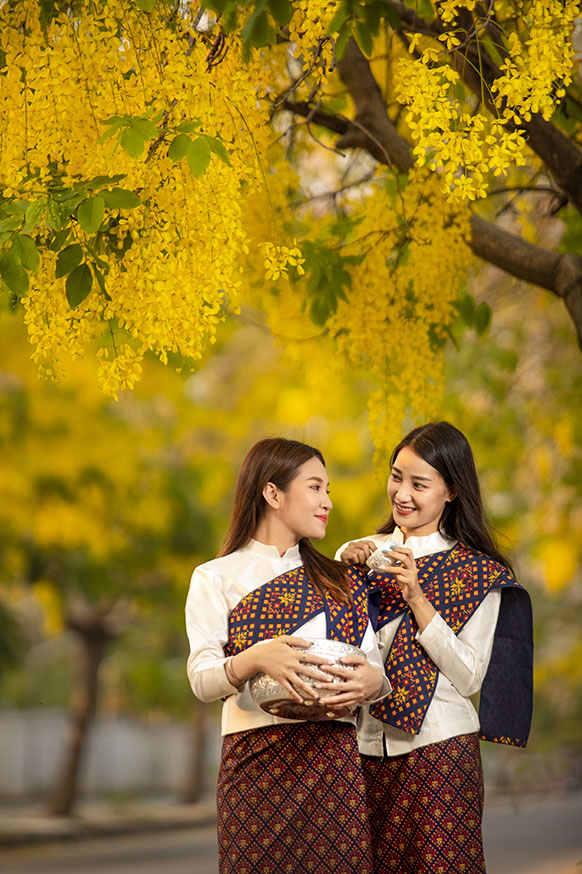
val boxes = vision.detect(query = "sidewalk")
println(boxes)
[0,797,217,848]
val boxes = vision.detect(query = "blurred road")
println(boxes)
[0,793,580,874]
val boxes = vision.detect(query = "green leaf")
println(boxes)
[121,127,145,159]
[0,217,21,232]
[301,241,355,327]
[326,3,351,35]
[77,196,105,234]
[384,4,402,30]
[98,116,125,143]
[187,137,212,178]
[444,320,463,350]
[12,200,31,216]
[149,107,165,124]
[269,0,292,26]
[360,1,383,34]
[242,8,276,49]
[92,263,108,296]
[454,294,475,326]
[12,234,40,271]
[46,199,66,232]
[168,133,192,162]
[74,174,127,190]
[0,251,29,295]
[53,187,79,204]
[101,188,142,209]
[335,23,352,59]
[205,135,232,166]
[354,20,373,56]
[176,120,202,134]
[130,117,158,140]
[474,302,492,335]
[66,263,93,307]
[55,243,84,278]
[48,228,71,251]
[134,0,157,10]
[23,199,46,233]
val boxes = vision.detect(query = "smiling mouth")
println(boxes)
[394,504,415,514]
[315,515,328,524]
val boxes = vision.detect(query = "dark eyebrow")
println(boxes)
[391,465,432,482]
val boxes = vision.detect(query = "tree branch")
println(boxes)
[282,100,348,135]
[335,40,414,171]
[281,39,582,347]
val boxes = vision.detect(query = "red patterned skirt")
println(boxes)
[362,732,485,874]
[217,721,373,874]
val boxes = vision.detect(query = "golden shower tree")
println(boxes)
[1,0,581,450]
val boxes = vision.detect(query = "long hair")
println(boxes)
[377,422,513,572]
[219,437,352,602]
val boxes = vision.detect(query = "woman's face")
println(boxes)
[387,446,453,538]
[276,456,332,542]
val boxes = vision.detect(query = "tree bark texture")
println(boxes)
[48,613,115,817]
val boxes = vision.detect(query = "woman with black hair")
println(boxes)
[336,422,533,874]
[185,437,390,874]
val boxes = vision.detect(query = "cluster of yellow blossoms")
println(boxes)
[260,239,305,281]
[395,54,528,201]
[287,0,339,84]
[0,1,270,395]
[329,170,474,458]
[394,0,581,202]
[493,2,581,122]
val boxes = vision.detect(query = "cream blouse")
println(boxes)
[185,538,390,736]
[335,529,501,756]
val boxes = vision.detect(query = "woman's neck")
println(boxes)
[253,517,299,557]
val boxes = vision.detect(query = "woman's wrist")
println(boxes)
[407,593,436,632]
[225,655,245,688]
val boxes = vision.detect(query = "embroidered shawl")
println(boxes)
[367,544,533,747]
[224,565,370,658]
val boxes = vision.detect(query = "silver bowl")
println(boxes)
[249,638,364,721]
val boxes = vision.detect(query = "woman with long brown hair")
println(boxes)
[185,437,390,874]
[336,422,533,874]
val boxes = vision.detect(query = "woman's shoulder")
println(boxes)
[191,550,247,582]
[456,543,516,582]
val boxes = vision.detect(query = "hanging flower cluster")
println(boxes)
[287,0,339,84]
[260,239,305,281]
[328,170,474,458]
[394,0,581,202]
[0,1,270,394]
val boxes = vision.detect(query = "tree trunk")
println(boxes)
[48,613,114,817]
[181,702,209,804]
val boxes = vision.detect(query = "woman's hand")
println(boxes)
[233,635,334,703]
[338,539,377,565]
[381,547,420,601]
[314,656,387,710]
[382,547,436,632]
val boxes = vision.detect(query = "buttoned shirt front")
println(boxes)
[185,539,389,736]
[335,528,501,756]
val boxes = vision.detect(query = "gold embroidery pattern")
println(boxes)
[369,546,523,741]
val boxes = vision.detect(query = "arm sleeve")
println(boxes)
[360,622,392,702]
[185,565,241,703]
[415,590,502,697]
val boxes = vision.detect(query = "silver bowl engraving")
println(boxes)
[249,638,364,721]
